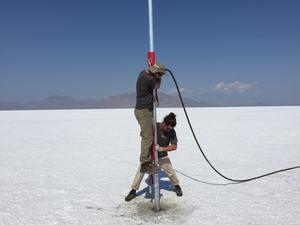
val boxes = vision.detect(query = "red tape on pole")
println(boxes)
[147,51,155,66]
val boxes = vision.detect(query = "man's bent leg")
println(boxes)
[135,108,153,163]
[159,157,180,186]
[131,165,145,191]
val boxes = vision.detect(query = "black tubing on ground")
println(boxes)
[166,68,300,183]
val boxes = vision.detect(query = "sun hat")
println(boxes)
[148,63,167,74]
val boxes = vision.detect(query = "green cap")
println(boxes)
[149,63,167,74]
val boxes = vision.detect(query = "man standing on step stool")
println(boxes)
[134,63,167,173]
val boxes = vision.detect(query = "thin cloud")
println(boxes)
[166,87,193,96]
[165,81,258,97]
[212,81,258,94]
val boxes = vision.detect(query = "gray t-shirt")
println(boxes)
[157,123,178,159]
[135,70,156,111]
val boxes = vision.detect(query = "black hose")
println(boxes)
[166,69,300,183]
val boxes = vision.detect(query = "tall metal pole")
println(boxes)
[148,0,154,53]
[147,0,160,212]
[147,0,155,66]
[152,93,160,212]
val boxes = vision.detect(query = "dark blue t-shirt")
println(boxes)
[156,123,178,159]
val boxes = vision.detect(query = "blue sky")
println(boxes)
[1,0,299,105]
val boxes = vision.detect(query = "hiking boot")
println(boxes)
[175,185,183,197]
[147,162,160,174]
[125,189,136,202]
[140,161,160,174]
[140,161,151,173]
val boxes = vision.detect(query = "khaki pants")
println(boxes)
[131,157,180,191]
[134,108,153,163]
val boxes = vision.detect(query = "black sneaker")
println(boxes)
[125,189,136,202]
[175,185,183,197]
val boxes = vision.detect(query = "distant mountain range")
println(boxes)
[0,93,269,110]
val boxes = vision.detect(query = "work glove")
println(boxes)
[156,145,164,152]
